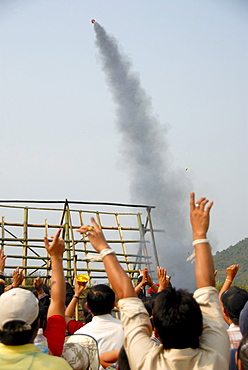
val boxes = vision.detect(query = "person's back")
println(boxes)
[78,312,123,354]
[74,284,123,355]
[0,342,70,369]
[77,193,230,369]
[118,284,229,369]
[0,288,71,370]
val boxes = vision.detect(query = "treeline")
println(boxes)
[213,238,248,288]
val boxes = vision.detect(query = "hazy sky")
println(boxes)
[0,0,247,258]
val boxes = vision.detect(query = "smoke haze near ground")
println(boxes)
[93,22,195,290]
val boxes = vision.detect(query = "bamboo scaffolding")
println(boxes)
[0,199,161,318]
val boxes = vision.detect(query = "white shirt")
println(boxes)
[74,313,124,355]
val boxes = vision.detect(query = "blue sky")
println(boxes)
[0,0,247,258]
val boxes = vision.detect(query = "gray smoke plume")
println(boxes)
[93,22,195,290]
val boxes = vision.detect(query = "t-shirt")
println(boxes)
[44,315,66,357]
[227,323,242,349]
[0,343,72,369]
[67,320,85,335]
[74,313,124,370]
[118,286,230,370]
[74,314,124,355]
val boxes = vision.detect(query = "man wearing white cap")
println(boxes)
[0,288,71,369]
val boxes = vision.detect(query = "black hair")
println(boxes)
[87,284,115,316]
[140,294,159,329]
[238,331,248,369]
[31,292,50,325]
[153,287,202,350]
[141,294,158,316]
[0,317,39,346]
[228,313,239,326]
[81,297,93,323]
[221,294,239,325]
[65,281,75,307]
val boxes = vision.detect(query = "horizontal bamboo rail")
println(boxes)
[0,200,160,287]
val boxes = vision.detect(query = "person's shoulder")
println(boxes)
[38,352,72,368]
[74,321,92,335]
[109,315,122,325]
[193,286,218,302]
[118,296,145,308]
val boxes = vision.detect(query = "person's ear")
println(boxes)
[223,308,228,317]
[223,308,232,325]
[154,327,160,339]
[31,318,40,343]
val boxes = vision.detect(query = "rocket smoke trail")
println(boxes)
[93,22,195,289]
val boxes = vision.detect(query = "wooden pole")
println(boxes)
[1,217,4,251]
[22,207,28,285]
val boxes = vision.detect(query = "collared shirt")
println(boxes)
[227,323,242,349]
[74,314,123,370]
[118,286,230,370]
[74,314,124,355]
[0,343,71,369]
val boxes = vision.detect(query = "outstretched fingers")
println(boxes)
[191,192,213,212]
[205,200,214,213]
[52,228,62,242]
[90,217,101,232]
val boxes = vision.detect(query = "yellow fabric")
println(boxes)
[0,343,72,369]
[118,287,230,370]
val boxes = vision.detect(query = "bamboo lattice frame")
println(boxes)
[0,199,160,288]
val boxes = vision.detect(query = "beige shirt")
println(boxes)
[118,286,230,370]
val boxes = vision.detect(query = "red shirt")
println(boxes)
[67,320,85,334]
[44,315,66,357]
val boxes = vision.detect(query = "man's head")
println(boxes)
[153,287,202,350]
[221,286,248,325]
[86,284,115,316]
[0,288,39,345]
[237,332,248,370]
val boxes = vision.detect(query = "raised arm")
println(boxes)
[190,192,215,289]
[44,229,66,318]
[77,219,136,300]
[65,280,86,319]
[218,264,239,320]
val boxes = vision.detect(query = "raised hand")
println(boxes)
[74,279,87,296]
[44,229,65,258]
[226,264,239,281]
[77,217,108,252]
[0,249,7,273]
[190,192,213,240]
[12,267,24,288]
[157,266,171,292]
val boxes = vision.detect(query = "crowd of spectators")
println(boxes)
[0,192,247,369]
